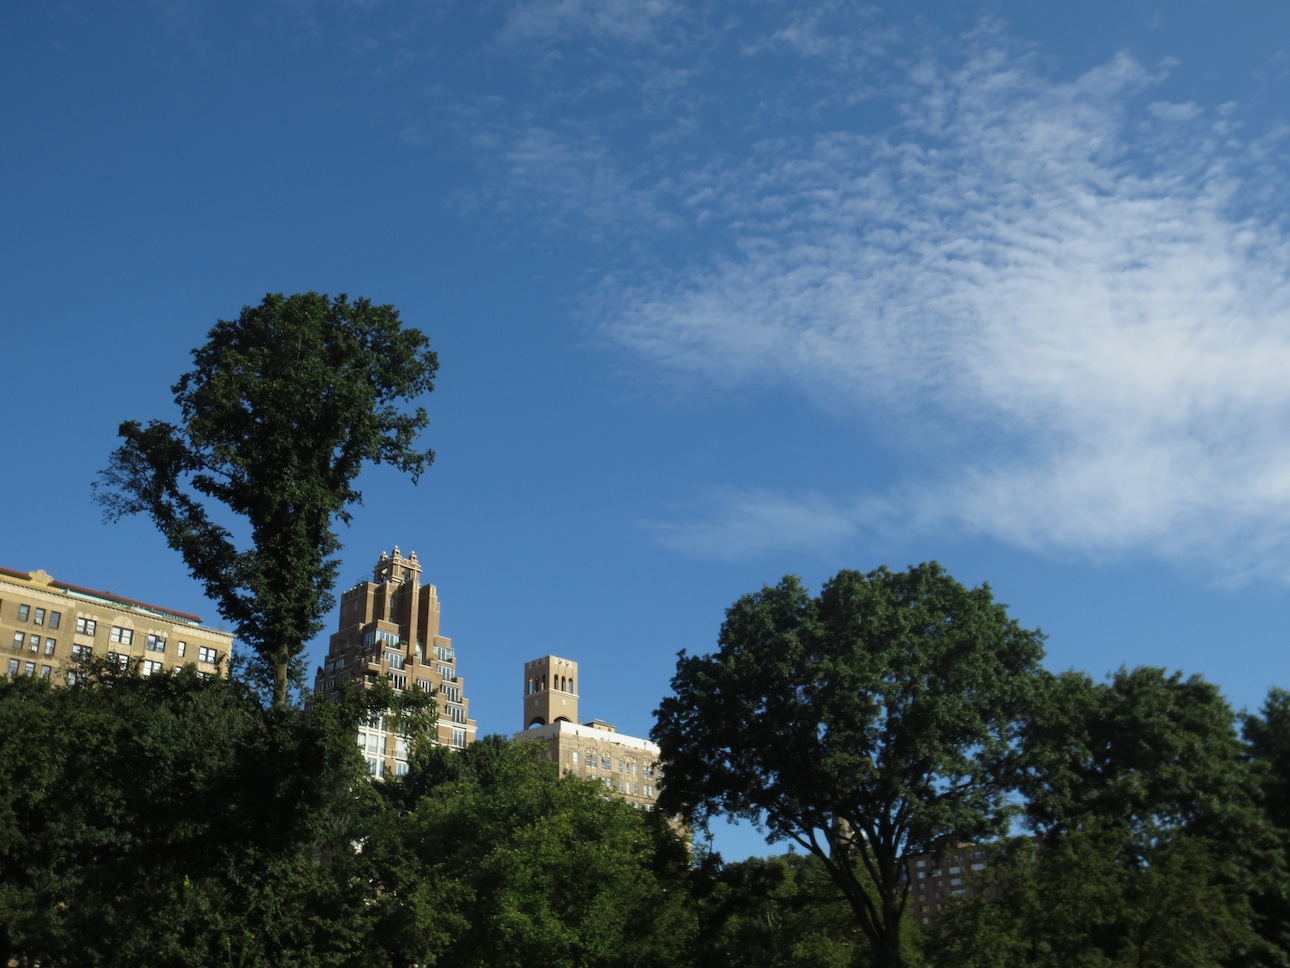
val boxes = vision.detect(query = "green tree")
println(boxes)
[95,292,437,707]
[927,667,1270,968]
[1243,687,1290,966]
[368,736,695,968]
[652,563,1047,968]
[692,853,872,968]
[0,666,388,966]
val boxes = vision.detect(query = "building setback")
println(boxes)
[1,565,232,683]
[514,655,663,811]
[313,547,477,778]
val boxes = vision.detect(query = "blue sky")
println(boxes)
[4,1,1290,858]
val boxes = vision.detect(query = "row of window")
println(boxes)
[12,633,57,655]
[6,657,209,680]
[583,776,655,798]
[15,636,218,666]
[14,605,62,628]
[570,751,655,777]
[7,658,51,679]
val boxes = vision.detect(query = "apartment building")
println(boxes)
[903,843,990,924]
[514,655,663,811]
[312,547,477,778]
[1,565,232,683]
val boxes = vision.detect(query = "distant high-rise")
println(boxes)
[516,654,662,811]
[1,565,232,683]
[313,547,477,778]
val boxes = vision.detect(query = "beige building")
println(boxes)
[515,655,663,811]
[313,547,477,778]
[1,565,232,683]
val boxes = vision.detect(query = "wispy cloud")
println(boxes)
[598,36,1290,579]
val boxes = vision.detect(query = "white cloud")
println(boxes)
[602,41,1290,579]
[647,488,864,562]
[498,0,678,47]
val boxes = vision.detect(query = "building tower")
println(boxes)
[313,547,477,777]
[523,654,579,728]
[515,654,662,811]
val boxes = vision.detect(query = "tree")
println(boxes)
[691,853,874,968]
[1243,687,1290,966]
[925,828,1254,968]
[0,666,387,966]
[366,736,695,967]
[95,292,437,707]
[926,667,1273,968]
[652,563,1047,968]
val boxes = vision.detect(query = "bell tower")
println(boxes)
[522,655,578,729]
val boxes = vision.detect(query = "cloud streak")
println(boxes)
[597,36,1290,579]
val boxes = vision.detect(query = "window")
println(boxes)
[438,663,455,680]
[11,632,24,651]
[416,677,431,692]
[39,665,51,680]
[571,751,579,764]
[447,704,467,723]
[6,659,18,676]
[75,617,97,635]
[176,640,186,657]
[950,877,963,886]
[33,608,45,625]
[66,670,83,686]
[971,863,986,871]
[146,634,166,653]
[109,626,133,646]
[949,866,961,874]
[450,728,466,749]
[44,639,55,656]
[384,650,405,670]
[439,683,461,702]
[71,644,92,662]
[17,605,29,622]
[916,859,927,868]
[142,659,165,676]
[198,646,218,664]
[108,652,129,670]
[23,662,35,677]
[48,611,60,630]
[28,636,39,652]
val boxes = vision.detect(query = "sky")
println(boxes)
[4,1,1290,859]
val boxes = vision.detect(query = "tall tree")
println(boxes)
[1243,687,1290,966]
[367,736,695,968]
[652,563,1047,968]
[95,292,437,707]
[0,666,386,967]
[928,667,1273,968]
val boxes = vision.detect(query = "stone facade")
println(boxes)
[516,654,662,811]
[0,565,232,683]
[313,547,477,778]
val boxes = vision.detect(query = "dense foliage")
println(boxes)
[0,671,693,967]
[653,564,1047,968]
[95,292,438,707]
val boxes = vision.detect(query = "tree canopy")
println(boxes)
[928,667,1276,968]
[95,292,437,707]
[652,563,1047,968]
